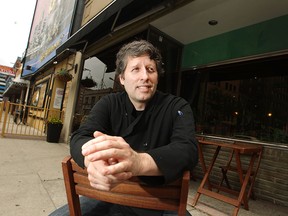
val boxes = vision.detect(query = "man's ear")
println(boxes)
[119,74,125,85]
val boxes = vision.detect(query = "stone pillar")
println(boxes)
[61,51,83,143]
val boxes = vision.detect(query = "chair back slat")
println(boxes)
[62,156,190,216]
[75,185,180,211]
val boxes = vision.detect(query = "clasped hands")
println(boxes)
[82,131,157,191]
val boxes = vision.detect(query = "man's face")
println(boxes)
[119,55,158,110]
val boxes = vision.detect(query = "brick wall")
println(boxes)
[193,143,288,207]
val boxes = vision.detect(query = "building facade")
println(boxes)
[0,65,15,102]
[16,0,288,206]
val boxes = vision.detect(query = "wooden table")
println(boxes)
[190,139,263,216]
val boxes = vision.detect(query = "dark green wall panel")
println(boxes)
[182,15,288,68]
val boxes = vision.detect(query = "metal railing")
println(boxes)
[0,101,63,138]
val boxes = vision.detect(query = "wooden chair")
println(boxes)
[62,156,190,216]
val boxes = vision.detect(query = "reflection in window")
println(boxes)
[181,58,288,144]
[31,80,48,108]
[72,57,118,132]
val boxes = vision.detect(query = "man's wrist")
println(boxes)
[137,153,162,176]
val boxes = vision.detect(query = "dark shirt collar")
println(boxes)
[124,91,159,116]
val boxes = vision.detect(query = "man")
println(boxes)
[51,40,198,216]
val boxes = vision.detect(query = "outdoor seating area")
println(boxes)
[190,138,263,216]
[1,1,288,215]
[0,137,287,216]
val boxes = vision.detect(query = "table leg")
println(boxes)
[235,152,257,211]
[235,151,247,210]
[191,146,221,206]
[247,147,263,200]
[197,142,212,190]
[232,207,240,216]
[217,150,235,192]
[198,143,207,174]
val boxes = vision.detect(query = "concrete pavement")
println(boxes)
[0,137,287,216]
[0,137,69,216]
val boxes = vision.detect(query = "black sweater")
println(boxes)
[70,90,198,184]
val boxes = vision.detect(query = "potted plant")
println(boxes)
[80,76,97,88]
[55,68,73,82]
[46,117,63,143]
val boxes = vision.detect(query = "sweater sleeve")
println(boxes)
[70,96,111,168]
[147,100,198,183]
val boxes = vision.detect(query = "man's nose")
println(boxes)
[139,68,149,79]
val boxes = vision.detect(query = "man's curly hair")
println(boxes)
[115,40,164,77]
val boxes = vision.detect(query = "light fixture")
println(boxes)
[267,113,272,117]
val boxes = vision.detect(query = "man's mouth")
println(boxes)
[137,85,151,90]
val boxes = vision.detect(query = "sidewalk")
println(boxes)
[0,137,69,216]
[0,137,287,216]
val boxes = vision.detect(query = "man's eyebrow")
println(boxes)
[129,63,139,68]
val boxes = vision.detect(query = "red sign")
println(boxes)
[0,65,15,75]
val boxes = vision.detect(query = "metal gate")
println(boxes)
[0,101,63,139]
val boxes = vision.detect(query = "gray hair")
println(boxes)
[115,40,164,77]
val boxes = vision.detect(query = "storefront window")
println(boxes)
[181,57,288,144]
[31,80,48,108]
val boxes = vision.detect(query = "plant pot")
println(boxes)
[46,123,63,143]
[55,68,73,82]
[56,73,73,82]
[80,78,97,88]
